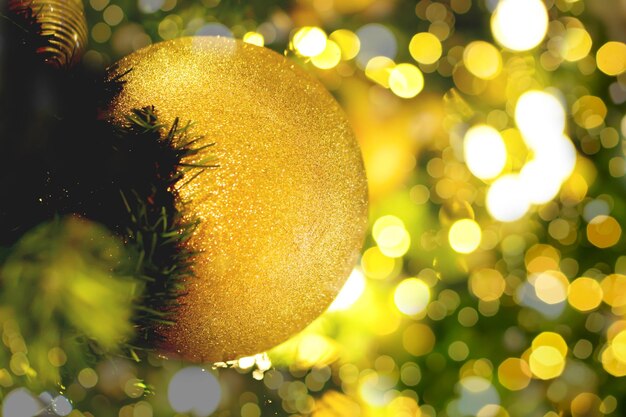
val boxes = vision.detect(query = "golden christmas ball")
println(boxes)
[108,37,368,362]
[8,0,88,68]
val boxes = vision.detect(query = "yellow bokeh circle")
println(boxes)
[448,219,482,254]
[409,32,443,65]
[463,41,502,80]
[587,215,621,248]
[596,41,626,76]
[567,277,603,312]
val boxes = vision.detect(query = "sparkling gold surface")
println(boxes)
[9,0,88,67]
[109,37,368,362]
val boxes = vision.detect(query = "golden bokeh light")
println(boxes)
[387,396,422,417]
[373,216,404,240]
[243,31,264,47]
[409,32,442,65]
[596,42,626,76]
[389,63,425,99]
[531,271,569,305]
[606,320,626,341]
[477,405,509,417]
[570,393,602,417]
[532,332,568,357]
[498,358,532,391]
[361,247,397,280]
[525,244,560,274]
[469,269,506,302]
[448,219,482,254]
[365,56,395,87]
[311,40,342,70]
[329,29,361,60]
[463,41,502,80]
[529,346,565,380]
[373,218,411,258]
[559,28,592,62]
[600,274,626,308]
[568,277,603,312]
[572,95,607,129]
[587,215,621,248]
[403,323,436,356]
[602,345,626,377]
[611,330,626,363]
[491,0,548,51]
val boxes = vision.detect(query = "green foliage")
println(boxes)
[0,217,140,395]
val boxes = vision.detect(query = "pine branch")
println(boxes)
[105,106,214,350]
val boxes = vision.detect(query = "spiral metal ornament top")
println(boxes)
[8,0,88,68]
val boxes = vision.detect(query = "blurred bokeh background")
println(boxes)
[6,0,626,416]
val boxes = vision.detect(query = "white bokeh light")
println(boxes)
[486,174,530,222]
[356,24,397,68]
[533,134,576,181]
[519,160,562,205]
[51,395,72,416]
[515,90,566,150]
[2,388,41,417]
[491,0,548,51]
[457,377,500,417]
[292,27,327,57]
[463,125,507,180]
[168,367,222,417]
[394,278,431,316]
